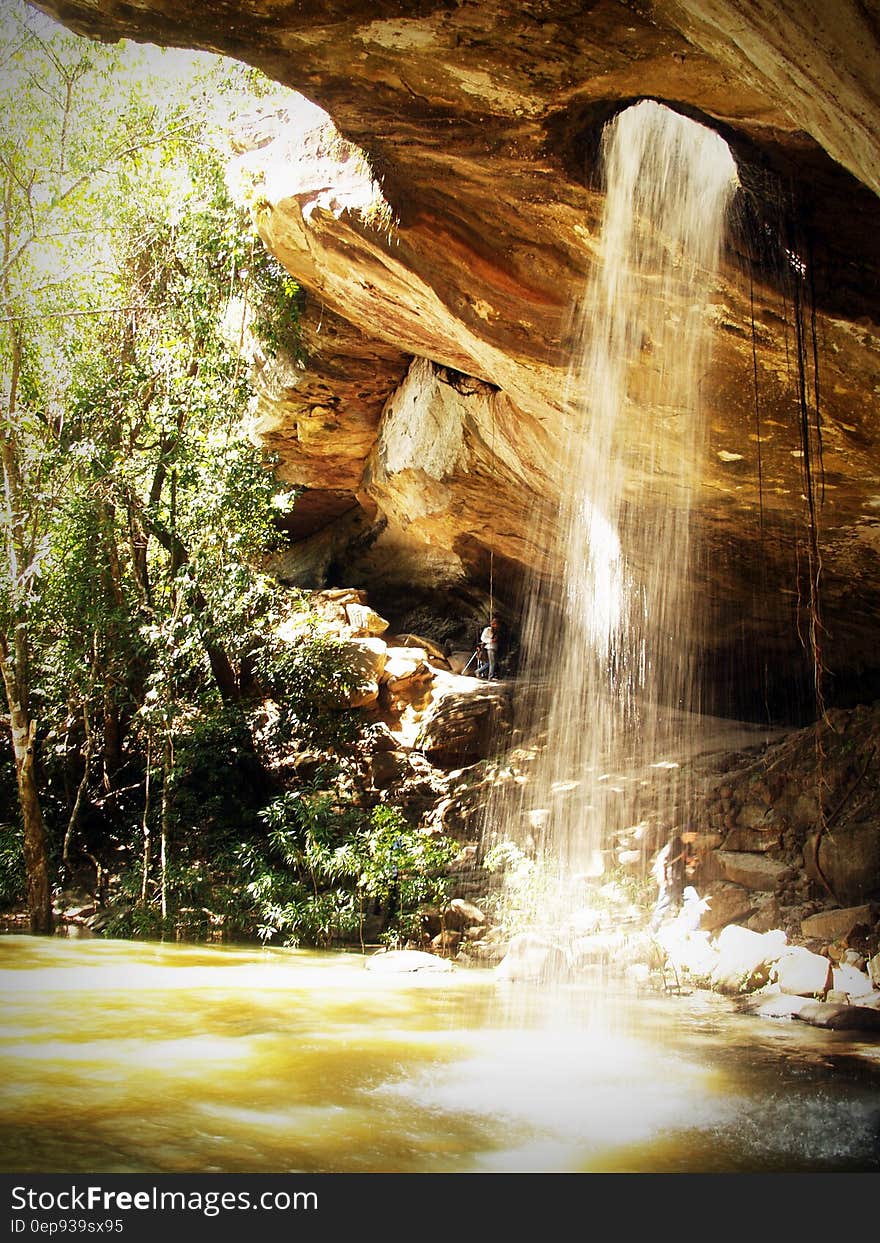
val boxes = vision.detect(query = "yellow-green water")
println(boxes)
[1,936,878,1173]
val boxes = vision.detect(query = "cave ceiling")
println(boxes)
[32,0,880,714]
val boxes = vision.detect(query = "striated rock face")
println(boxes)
[35,0,880,715]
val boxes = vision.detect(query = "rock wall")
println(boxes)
[34,0,880,714]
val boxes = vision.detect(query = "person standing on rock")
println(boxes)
[480,616,500,680]
[649,834,687,932]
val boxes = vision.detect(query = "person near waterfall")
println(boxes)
[649,834,688,932]
[480,616,499,680]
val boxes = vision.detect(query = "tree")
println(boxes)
[0,319,53,932]
[0,1,298,932]
[0,3,403,946]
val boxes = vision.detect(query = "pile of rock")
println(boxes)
[273,587,880,998]
[679,706,880,940]
[277,587,513,770]
[484,913,880,1032]
[683,923,880,1032]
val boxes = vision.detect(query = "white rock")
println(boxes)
[772,946,833,997]
[345,602,389,635]
[671,931,720,979]
[868,951,880,988]
[495,932,569,983]
[447,897,486,926]
[710,924,787,992]
[831,963,876,998]
[364,949,454,974]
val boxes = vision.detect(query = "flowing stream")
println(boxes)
[1,936,879,1173]
[483,103,739,923]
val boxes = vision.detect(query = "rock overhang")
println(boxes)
[30,0,880,719]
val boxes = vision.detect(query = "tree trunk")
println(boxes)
[159,734,172,933]
[62,700,94,878]
[141,736,152,904]
[0,657,53,935]
[16,717,53,935]
[0,318,52,935]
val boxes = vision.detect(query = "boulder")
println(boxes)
[715,851,789,891]
[367,722,399,752]
[345,602,390,635]
[700,882,755,931]
[382,651,436,705]
[746,894,781,933]
[793,1001,880,1033]
[308,587,369,624]
[364,949,454,974]
[495,932,569,983]
[804,823,880,905]
[350,681,380,709]
[723,825,783,853]
[741,991,816,1020]
[416,686,511,768]
[686,831,724,854]
[369,749,410,789]
[830,963,876,999]
[382,649,430,678]
[663,931,720,981]
[387,633,449,663]
[771,946,833,997]
[800,903,874,942]
[337,636,387,707]
[710,925,788,993]
[736,802,779,829]
[446,897,487,928]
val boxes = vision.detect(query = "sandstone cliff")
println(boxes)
[33,0,880,716]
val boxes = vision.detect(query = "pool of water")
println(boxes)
[1,935,878,1173]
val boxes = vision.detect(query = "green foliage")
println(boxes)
[99,705,265,942]
[482,839,560,934]
[0,3,322,929]
[253,618,368,754]
[248,252,304,358]
[0,3,434,953]
[0,824,26,909]
[242,796,456,948]
[164,709,264,842]
[102,791,458,950]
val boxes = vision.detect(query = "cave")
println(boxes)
[28,0,880,724]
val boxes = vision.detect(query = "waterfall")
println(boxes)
[483,100,739,938]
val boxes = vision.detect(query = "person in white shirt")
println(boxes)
[479,616,499,680]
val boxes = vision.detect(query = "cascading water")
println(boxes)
[483,100,739,937]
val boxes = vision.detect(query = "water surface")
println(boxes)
[1,936,878,1173]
